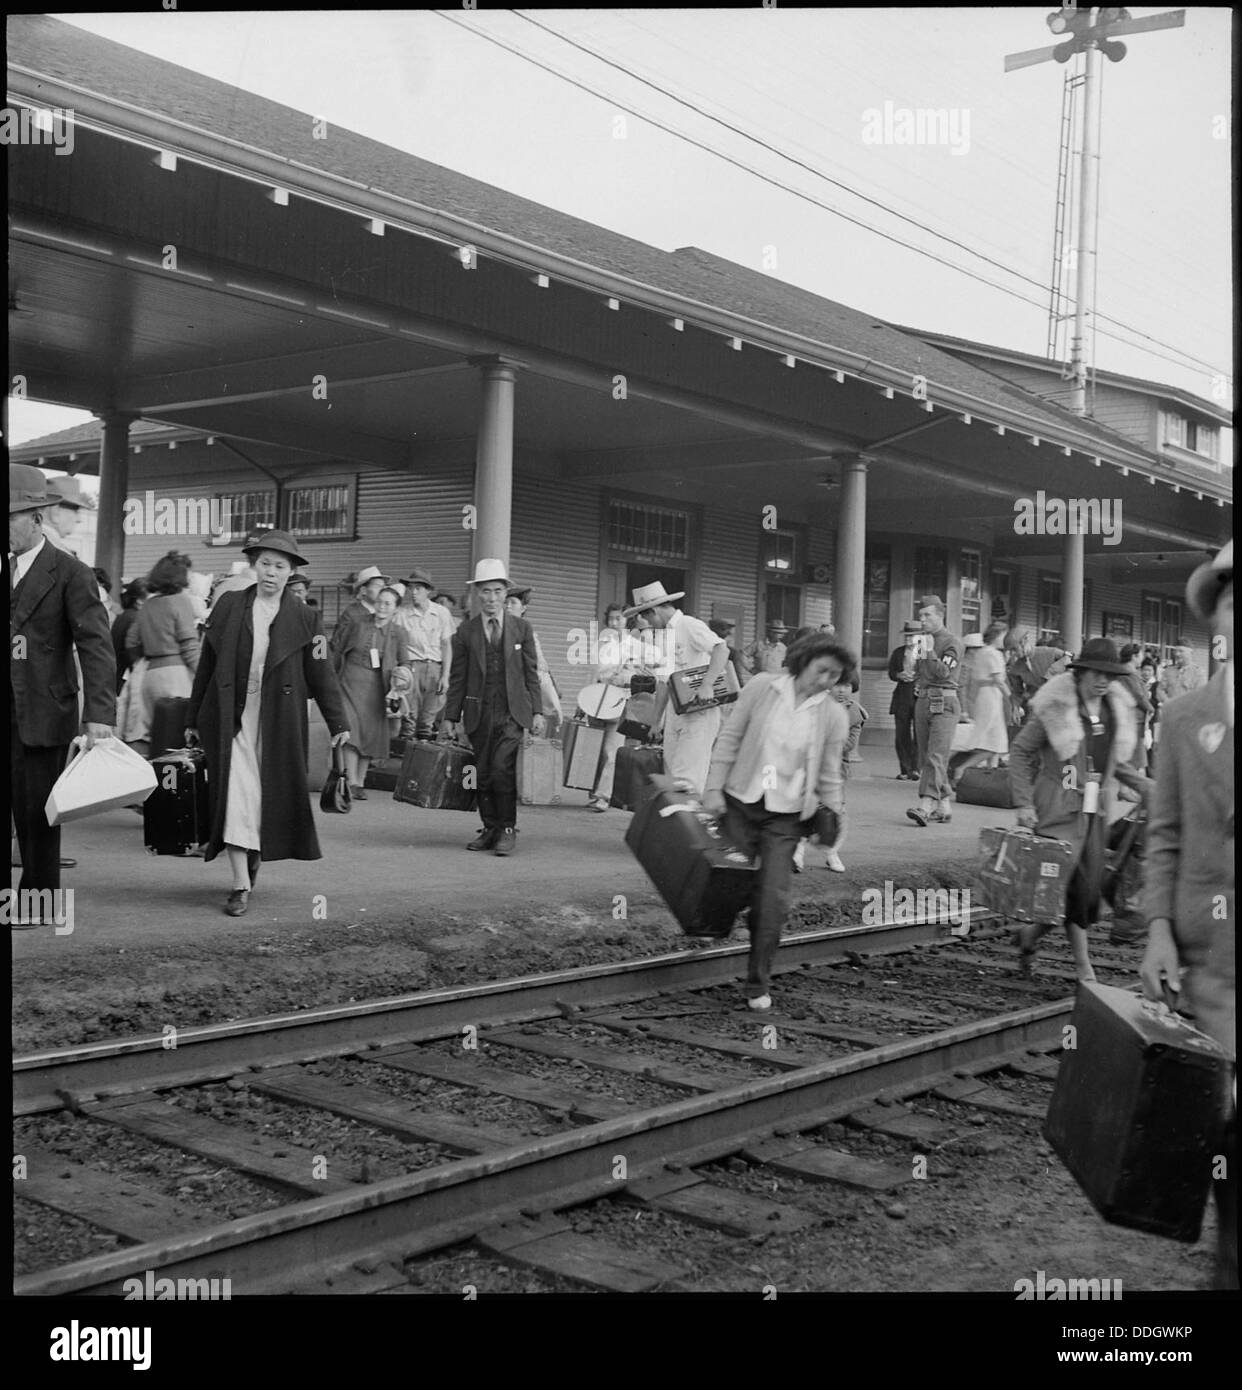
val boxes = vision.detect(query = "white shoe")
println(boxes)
[747,994,772,1011]
[792,839,806,873]
[824,849,845,873]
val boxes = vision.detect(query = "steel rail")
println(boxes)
[14,912,993,1115]
[15,995,1066,1296]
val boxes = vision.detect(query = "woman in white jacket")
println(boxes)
[703,633,853,1011]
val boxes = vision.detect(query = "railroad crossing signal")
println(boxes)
[1005,7,1185,72]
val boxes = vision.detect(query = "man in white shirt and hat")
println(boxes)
[43,474,96,555]
[393,565,454,742]
[625,581,730,799]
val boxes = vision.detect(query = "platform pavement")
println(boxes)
[10,744,1011,957]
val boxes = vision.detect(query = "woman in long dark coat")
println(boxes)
[329,581,404,798]
[1008,638,1149,981]
[186,532,350,917]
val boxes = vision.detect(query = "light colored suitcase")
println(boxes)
[517,735,564,805]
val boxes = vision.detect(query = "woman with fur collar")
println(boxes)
[1008,638,1150,981]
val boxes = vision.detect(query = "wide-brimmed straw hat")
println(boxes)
[1069,637,1129,676]
[1185,540,1232,624]
[242,529,309,568]
[623,580,685,618]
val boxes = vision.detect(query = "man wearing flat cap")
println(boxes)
[1140,539,1235,1289]
[9,465,116,923]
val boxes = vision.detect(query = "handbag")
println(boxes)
[45,736,158,825]
[319,745,352,814]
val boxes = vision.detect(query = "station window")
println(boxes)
[761,528,799,574]
[216,490,277,541]
[607,500,690,560]
[911,546,948,615]
[285,477,356,540]
[863,542,891,661]
[960,549,981,635]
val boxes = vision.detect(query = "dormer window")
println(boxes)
[1159,408,1219,462]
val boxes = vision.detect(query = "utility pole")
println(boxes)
[1006,7,1187,417]
[1004,7,1186,655]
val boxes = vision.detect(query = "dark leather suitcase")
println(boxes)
[149,696,192,759]
[144,748,209,855]
[954,765,1015,807]
[610,746,664,811]
[562,719,606,791]
[625,774,756,936]
[393,740,477,811]
[976,825,1075,927]
[1043,982,1232,1241]
[668,662,740,715]
[618,692,658,740]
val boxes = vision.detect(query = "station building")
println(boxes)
[8,16,1231,739]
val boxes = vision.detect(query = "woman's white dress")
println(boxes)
[223,593,280,850]
[971,645,1010,754]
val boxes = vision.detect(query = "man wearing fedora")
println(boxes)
[392,565,453,743]
[42,474,96,555]
[441,559,545,855]
[286,572,311,603]
[627,581,729,799]
[906,595,964,826]
[744,620,789,677]
[9,465,116,923]
[1158,641,1206,705]
[343,565,390,620]
[1140,540,1234,1289]
[887,621,923,779]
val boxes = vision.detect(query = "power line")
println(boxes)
[434,10,1225,383]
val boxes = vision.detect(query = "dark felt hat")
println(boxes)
[1069,637,1129,676]
[241,529,309,568]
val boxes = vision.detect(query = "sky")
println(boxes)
[8,7,1234,457]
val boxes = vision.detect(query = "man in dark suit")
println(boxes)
[887,621,922,778]
[9,465,116,924]
[441,558,545,855]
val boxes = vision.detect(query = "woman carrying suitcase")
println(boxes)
[186,532,350,917]
[1008,638,1149,982]
[702,633,852,1011]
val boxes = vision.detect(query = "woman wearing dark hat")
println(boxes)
[186,532,350,916]
[1008,637,1149,981]
[329,573,404,798]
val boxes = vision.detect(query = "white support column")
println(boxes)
[470,358,517,586]
[1062,531,1085,654]
[834,453,869,656]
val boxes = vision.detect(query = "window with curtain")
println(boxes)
[863,543,891,660]
[960,549,981,635]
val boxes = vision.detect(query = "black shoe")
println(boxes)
[494,828,517,856]
[247,850,261,887]
[224,889,249,917]
[467,829,499,852]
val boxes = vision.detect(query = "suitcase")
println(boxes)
[149,696,192,759]
[668,662,740,715]
[976,825,1074,926]
[393,740,477,811]
[306,700,332,793]
[562,719,606,791]
[954,765,1016,808]
[618,691,659,740]
[624,773,756,936]
[1043,982,1232,1241]
[144,748,210,855]
[517,735,564,805]
[610,746,665,811]
[363,759,400,793]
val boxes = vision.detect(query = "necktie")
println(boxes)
[488,618,499,648]
[9,553,18,592]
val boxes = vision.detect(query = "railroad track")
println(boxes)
[15,913,1141,1295]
